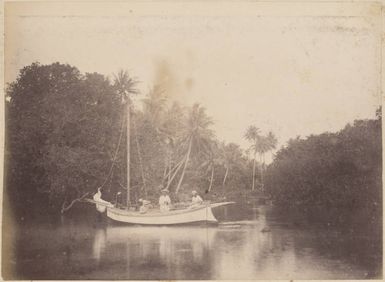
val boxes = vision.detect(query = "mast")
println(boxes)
[126,98,131,207]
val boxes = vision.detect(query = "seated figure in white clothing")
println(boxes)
[138,199,152,213]
[93,188,113,213]
[190,190,204,208]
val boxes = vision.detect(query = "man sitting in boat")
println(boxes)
[93,187,113,213]
[138,199,152,213]
[190,190,204,208]
[159,189,171,212]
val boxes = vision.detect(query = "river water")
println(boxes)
[5,204,382,280]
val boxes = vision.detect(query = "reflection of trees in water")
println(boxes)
[90,206,378,280]
[252,228,297,279]
[210,218,290,278]
[291,228,380,279]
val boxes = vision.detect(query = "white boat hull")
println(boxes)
[106,204,218,225]
[85,198,235,225]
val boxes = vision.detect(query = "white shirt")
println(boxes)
[192,195,203,204]
[159,195,171,206]
[93,191,112,213]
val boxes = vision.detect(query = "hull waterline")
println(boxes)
[85,198,235,225]
[106,205,218,225]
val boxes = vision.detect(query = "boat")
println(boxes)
[86,92,235,225]
[86,199,234,225]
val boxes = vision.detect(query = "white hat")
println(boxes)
[161,189,169,193]
[192,190,197,194]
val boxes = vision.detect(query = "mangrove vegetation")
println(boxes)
[4,62,382,236]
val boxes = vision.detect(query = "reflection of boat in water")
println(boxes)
[86,199,234,225]
[92,225,219,277]
[104,225,218,243]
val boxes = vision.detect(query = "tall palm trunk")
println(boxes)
[126,102,130,207]
[167,159,171,184]
[260,153,264,192]
[261,153,266,192]
[208,166,214,192]
[175,138,193,193]
[252,152,256,191]
[222,166,229,187]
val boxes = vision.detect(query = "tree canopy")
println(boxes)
[5,61,381,236]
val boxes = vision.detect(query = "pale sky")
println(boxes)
[5,2,382,156]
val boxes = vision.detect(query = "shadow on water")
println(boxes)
[4,203,382,280]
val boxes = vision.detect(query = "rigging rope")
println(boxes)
[98,109,125,191]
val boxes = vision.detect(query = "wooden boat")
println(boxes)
[87,92,234,225]
[86,199,234,225]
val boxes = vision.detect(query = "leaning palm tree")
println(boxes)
[174,103,215,193]
[244,126,260,191]
[199,140,220,192]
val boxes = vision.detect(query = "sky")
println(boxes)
[5,2,382,157]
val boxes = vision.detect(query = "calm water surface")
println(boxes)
[7,204,381,280]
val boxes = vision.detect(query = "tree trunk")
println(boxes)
[252,153,256,191]
[126,102,131,207]
[260,153,264,192]
[168,156,171,184]
[208,166,215,192]
[222,166,229,187]
[165,156,186,190]
[164,156,186,181]
[175,138,193,193]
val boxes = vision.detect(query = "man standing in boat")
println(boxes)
[159,189,171,212]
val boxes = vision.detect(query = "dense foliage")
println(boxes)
[5,63,125,215]
[5,61,382,233]
[5,63,258,217]
[265,112,382,231]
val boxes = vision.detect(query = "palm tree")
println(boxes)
[142,85,167,130]
[161,102,185,188]
[266,131,278,156]
[113,70,138,206]
[244,126,260,191]
[252,131,278,192]
[114,70,138,102]
[175,103,214,193]
[254,135,270,191]
[261,131,278,191]
[142,85,170,183]
[199,140,220,192]
[220,142,244,187]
